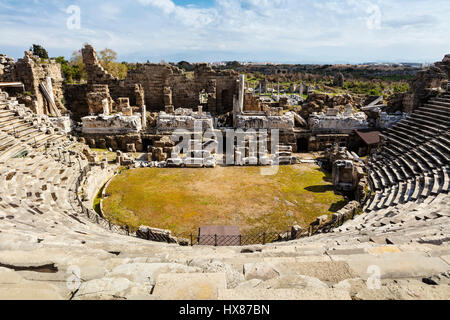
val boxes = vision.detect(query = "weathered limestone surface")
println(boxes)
[80,45,238,115]
[86,84,115,115]
[0,51,65,115]
[235,113,295,130]
[376,111,407,129]
[82,114,142,134]
[309,108,368,132]
[156,108,214,133]
[0,57,449,301]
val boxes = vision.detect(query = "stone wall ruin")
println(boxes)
[80,45,239,116]
[0,51,65,115]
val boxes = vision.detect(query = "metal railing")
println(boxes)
[73,164,131,237]
[187,213,354,247]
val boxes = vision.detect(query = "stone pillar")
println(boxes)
[102,98,110,116]
[164,87,173,107]
[46,77,55,104]
[238,74,245,114]
[141,105,147,129]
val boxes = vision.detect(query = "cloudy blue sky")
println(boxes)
[0,0,449,63]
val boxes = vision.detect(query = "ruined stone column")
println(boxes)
[239,74,245,113]
[46,77,55,105]
[141,105,147,129]
[102,98,110,116]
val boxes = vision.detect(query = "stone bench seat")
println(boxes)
[1,124,32,137]
[429,98,450,108]
[421,103,450,116]
[383,131,417,149]
[387,140,407,155]
[424,142,450,163]
[384,185,398,207]
[0,117,23,129]
[380,164,397,185]
[410,149,434,171]
[437,135,450,147]
[403,180,415,203]
[394,159,411,180]
[388,161,405,182]
[375,191,390,210]
[396,122,436,139]
[418,146,444,167]
[402,119,442,134]
[368,170,381,190]
[407,114,448,129]
[415,109,450,123]
[371,164,389,187]
[16,127,41,139]
[389,127,425,144]
[442,168,450,193]
[403,153,423,175]
[380,146,398,160]
[431,171,442,195]
[0,110,16,118]
[420,176,432,198]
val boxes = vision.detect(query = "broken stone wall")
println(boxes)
[81,114,142,135]
[63,84,89,122]
[243,92,262,112]
[79,45,239,117]
[1,51,65,115]
[402,66,446,113]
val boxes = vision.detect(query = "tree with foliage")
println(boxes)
[98,48,128,79]
[177,61,194,72]
[30,44,49,59]
[225,61,242,69]
[54,50,87,84]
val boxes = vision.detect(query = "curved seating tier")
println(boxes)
[0,89,448,300]
[364,93,450,213]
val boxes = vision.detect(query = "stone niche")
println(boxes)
[82,114,142,134]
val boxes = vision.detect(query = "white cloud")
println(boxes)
[0,0,449,63]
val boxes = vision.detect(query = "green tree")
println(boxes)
[54,50,87,84]
[98,48,128,79]
[30,44,49,59]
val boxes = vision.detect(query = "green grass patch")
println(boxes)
[93,184,106,216]
[102,165,346,237]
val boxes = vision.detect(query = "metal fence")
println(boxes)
[73,164,131,237]
[190,232,292,246]
[187,213,354,247]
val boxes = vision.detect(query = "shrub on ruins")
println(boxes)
[224,61,242,69]
[176,61,194,72]
[30,44,49,59]
[54,51,86,84]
